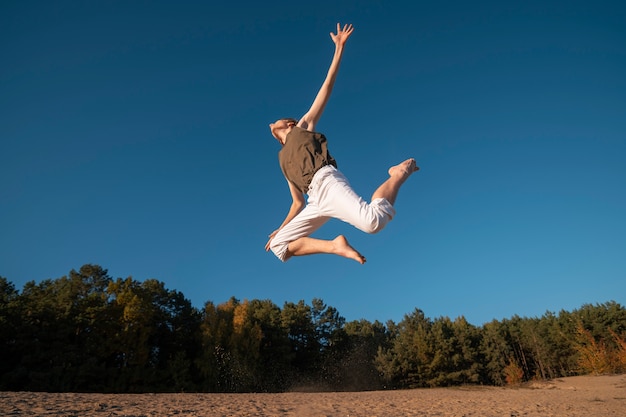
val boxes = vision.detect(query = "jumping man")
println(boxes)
[265,23,419,264]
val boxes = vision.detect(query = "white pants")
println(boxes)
[270,165,396,261]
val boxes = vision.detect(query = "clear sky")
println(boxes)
[2,1,625,326]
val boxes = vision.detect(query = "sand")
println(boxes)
[1,374,624,416]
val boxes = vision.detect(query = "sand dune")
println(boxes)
[1,374,624,416]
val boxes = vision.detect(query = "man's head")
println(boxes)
[269,118,297,144]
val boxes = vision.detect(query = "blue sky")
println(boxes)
[2,0,625,325]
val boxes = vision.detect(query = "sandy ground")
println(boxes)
[1,374,624,416]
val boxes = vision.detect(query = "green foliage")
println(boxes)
[0,277,20,388]
[375,311,485,388]
[572,306,626,376]
[1,266,625,392]
[335,319,389,391]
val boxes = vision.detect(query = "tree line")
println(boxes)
[1,264,624,393]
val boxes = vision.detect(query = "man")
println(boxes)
[265,23,418,264]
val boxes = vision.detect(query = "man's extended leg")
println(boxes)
[286,235,366,264]
[372,158,419,205]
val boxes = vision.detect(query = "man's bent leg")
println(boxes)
[287,235,366,264]
[269,205,328,261]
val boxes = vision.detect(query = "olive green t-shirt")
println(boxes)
[278,127,337,194]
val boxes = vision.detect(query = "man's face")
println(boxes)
[269,119,295,141]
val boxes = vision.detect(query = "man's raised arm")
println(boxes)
[298,23,354,132]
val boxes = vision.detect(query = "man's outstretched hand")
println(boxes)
[330,23,354,47]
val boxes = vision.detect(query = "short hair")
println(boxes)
[281,118,298,124]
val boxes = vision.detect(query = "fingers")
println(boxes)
[265,230,279,251]
[340,23,354,33]
[334,22,354,35]
[330,23,354,44]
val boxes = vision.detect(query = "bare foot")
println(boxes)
[332,235,366,264]
[388,158,419,180]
